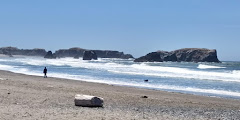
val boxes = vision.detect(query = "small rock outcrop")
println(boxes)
[134,48,220,63]
[44,51,56,59]
[83,51,98,60]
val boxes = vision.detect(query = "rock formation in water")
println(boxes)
[0,47,133,59]
[134,48,220,63]
[54,47,133,59]
[93,50,133,59]
[0,47,47,56]
[55,47,85,58]
[134,52,164,62]
[44,51,56,59]
[83,51,98,60]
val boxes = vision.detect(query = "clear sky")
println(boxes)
[0,0,239,61]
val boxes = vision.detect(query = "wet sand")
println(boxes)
[0,70,240,120]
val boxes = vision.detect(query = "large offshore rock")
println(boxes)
[44,51,56,59]
[54,47,85,58]
[0,46,133,59]
[74,94,104,107]
[0,47,47,56]
[54,47,133,59]
[22,48,47,56]
[173,48,220,62]
[83,51,98,60]
[134,52,163,62]
[93,50,134,59]
[134,48,220,63]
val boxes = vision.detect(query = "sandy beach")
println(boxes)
[0,70,240,120]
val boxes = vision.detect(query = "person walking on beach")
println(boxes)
[43,67,47,78]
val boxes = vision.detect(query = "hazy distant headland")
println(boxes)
[0,46,134,59]
[0,47,220,62]
[0,47,46,56]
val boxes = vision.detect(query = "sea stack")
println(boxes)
[134,48,220,63]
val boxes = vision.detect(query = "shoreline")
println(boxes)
[3,68,240,100]
[2,66,240,100]
[1,70,240,119]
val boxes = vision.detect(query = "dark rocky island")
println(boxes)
[54,47,133,59]
[0,47,134,59]
[0,47,220,62]
[55,47,85,58]
[0,47,47,56]
[134,48,220,63]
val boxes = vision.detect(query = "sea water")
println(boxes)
[1,56,240,99]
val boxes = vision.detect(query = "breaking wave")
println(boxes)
[197,64,226,69]
[1,57,240,99]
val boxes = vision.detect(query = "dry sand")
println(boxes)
[0,70,240,120]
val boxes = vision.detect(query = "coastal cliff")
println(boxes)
[93,50,133,59]
[134,48,220,63]
[55,47,133,59]
[0,47,47,56]
[0,47,220,62]
[54,47,85,58]
[0,47,133,59]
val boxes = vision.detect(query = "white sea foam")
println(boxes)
[122,63,240,82]
[20,70,240,97]
[123,83,240,97]
[0,62,240,98]
[0,64,15,70]
[82,78,240,97]
[11,57,126,70]
[197,64,226,69]
[4,57,240,83]
[232,70,240,75]
[17,57,71,66]
[47,73,240,98]
[0,59,9,62]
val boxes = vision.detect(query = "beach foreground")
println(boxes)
[0,70,240,120]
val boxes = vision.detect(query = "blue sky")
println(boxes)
[0,0,240,61]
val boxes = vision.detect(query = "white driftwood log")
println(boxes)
[74,94,104,107]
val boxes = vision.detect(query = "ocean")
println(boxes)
[1,56,240,99]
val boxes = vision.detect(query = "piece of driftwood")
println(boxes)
[74,94,104,107]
